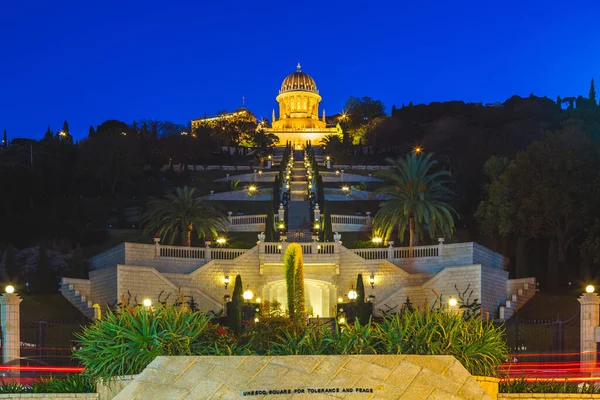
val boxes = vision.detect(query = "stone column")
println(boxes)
[579,292,600,372]
[1,292,22,366]
[314,204,321,223]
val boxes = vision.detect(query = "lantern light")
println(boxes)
[243,287,254,301]
[448,298,458,307]
[223,275,230,289]
[5,285,14,294]
[369,273,375,289]
[586,285,595,294]
[348,286,358,300]
[142,298,152,308]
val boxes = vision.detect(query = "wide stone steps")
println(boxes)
[498,280,536,321]
[60,282,95,320]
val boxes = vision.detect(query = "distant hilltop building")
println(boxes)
[191,63,342,148]
[191,108,256,130]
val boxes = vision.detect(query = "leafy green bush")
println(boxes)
[0,375,94,394]
[500,377,600,393]
[32,374,95,393]
[75,304,211,380]
[75,305,506,380]
[375,309,507,377]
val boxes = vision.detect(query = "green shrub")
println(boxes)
[32,374,95,393]
[0,375,94,394]
[375,309,507,377]
[74,304,211,380]
[500,377,600,394]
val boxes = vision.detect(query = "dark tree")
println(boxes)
[228,275,243,334]
[35,242,56,293]
[3,243,17,282]
[265,206,275,242]
[2,129,7,149]
[590,78,597,105]
[88,126,96,138]
[71,243,85,278]
[355,274,370,325]
[323,201,333,242]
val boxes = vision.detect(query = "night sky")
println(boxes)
[1,0,599,141]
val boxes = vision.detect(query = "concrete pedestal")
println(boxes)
[579,292,600,372]
[0,293,22,366]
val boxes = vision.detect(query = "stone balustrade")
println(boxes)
[90,241,508,276]
[226,213,267,232]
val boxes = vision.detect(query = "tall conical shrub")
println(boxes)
[356,274,370,325]
[323,202,333,242]
[293,245,306,327]
[228,275,243,334]
[284,244,297,319]
[265,206,275,242]
[284,243,305,325]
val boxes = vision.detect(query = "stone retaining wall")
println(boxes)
[499,395,600,399]
[0,395,97,399]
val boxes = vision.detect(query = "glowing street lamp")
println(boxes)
[348,286,358,300]
[586,285,595,294]
[337,297,344,303]
[413,146,423,154]
[5,285,15,294]
[369,273,375,289]
[243,287,254,302]
[314,222,320,230]
[223,275,230,289]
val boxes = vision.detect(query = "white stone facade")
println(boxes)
[67,241,530,320]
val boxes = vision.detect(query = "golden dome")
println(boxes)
[280,63,318,94]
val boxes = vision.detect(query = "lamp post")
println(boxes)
[579,285,600,372]
[0,285,22,369]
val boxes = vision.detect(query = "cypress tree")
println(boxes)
[2,129,7,149]
[293,245,306,327]
[284,244,297,319]
[62,120,70,135]
[228,275,243,334]
[590,79,597,105]
[323,202,333,242]
[44,126,53,141]
[88,126,96,138]
[71,243,85,278]
[35,242,56,293]
[356,274,370,325]
[556,96,562,108]
[3,243,17,282]
[265,206,275,242]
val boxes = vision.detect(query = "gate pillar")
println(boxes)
[579,290,600,372]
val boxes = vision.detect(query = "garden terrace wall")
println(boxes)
[0,395,98,400]
[499,395,600,399]
[112,355,493,399]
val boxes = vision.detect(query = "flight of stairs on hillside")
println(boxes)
[60,281,95,320]
[498,279,536,321]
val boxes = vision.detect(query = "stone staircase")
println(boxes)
[60,279,95,320]
[498,278,537,321]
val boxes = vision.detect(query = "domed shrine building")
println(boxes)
[265,63,342,148]
[190,64,342,148]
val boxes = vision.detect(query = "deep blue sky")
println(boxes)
[1,0,599,141]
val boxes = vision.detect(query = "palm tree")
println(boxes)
[321,134,343,159]
[141,186,227,247]
[373,153,456,247]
